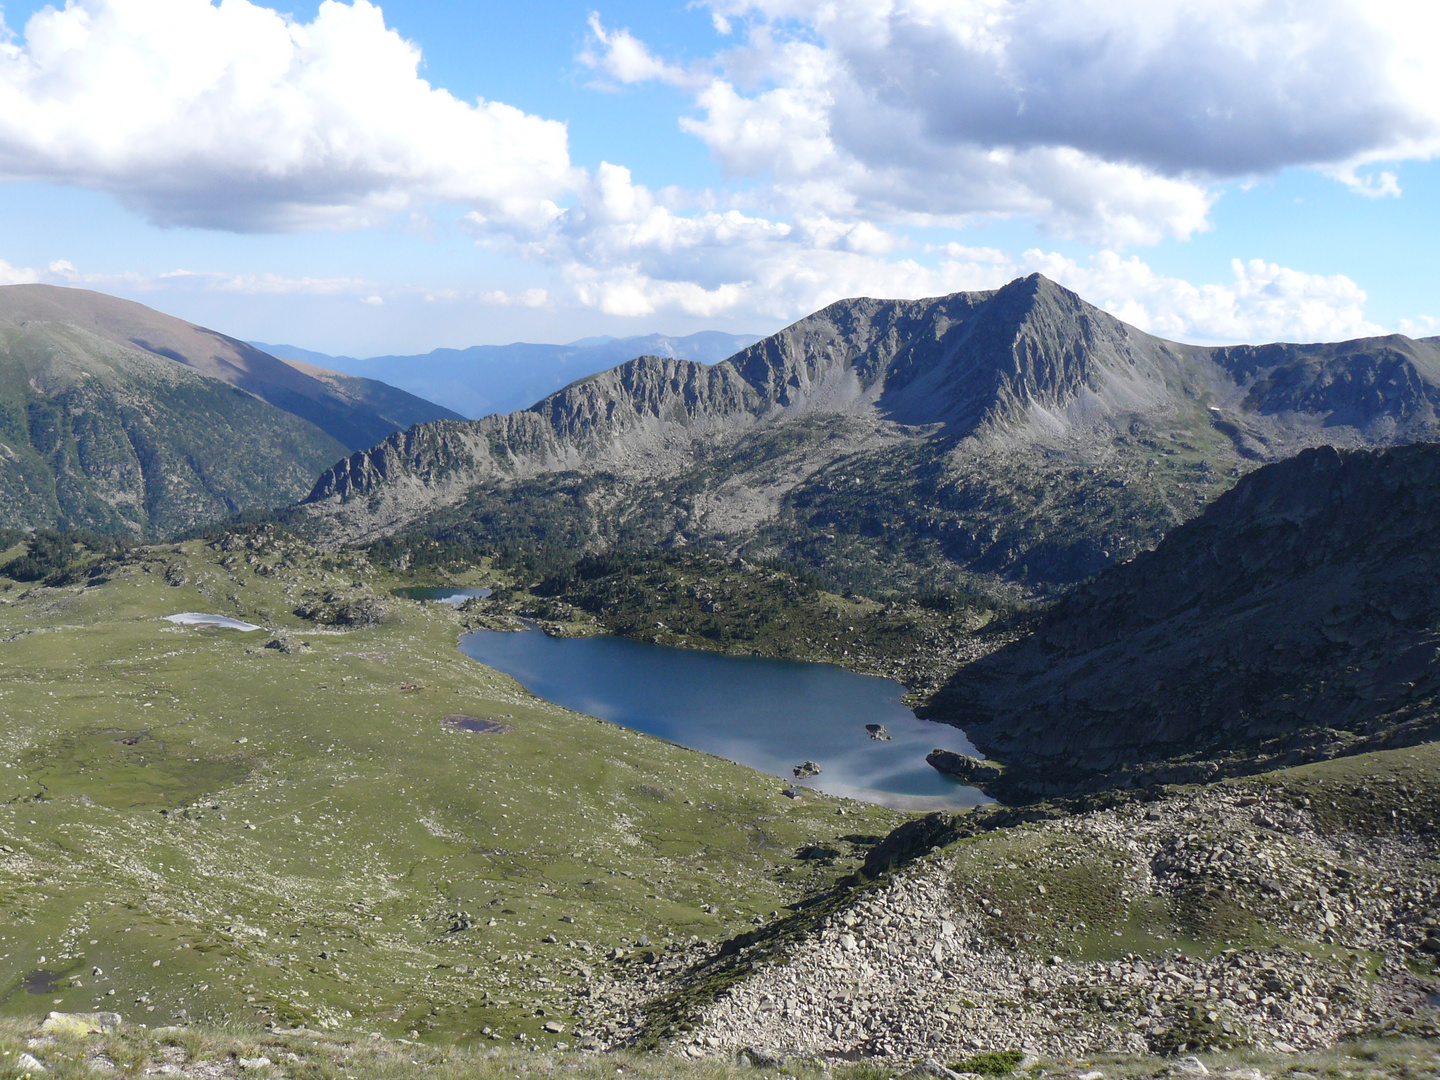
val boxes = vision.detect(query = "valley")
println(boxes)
[4,277,1440,1080]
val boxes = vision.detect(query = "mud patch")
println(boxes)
[442,715,514,735]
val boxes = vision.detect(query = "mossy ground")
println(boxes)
[0,531,903,1043]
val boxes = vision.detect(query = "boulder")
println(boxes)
[866,724,892,741]
[793,761,823,779]
[926,750,1003,782]
[40,1012,122,1036]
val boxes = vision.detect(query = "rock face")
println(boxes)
[297,274,1440,593]
[927,442,1440,796]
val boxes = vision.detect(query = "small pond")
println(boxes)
[394,586,493,605]
[458,627,990,811]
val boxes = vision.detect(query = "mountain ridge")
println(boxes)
[0,284,460,535]
[254,330,761,420]
[0,284,454,452]
[297,274,1440,592]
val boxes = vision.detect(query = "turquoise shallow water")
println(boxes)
[458,626,991,811]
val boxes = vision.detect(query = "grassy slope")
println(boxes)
[0,532,902,1042]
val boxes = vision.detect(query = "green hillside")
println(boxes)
[0,323,347,536]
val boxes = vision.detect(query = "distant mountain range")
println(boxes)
[296,273,1440,595]
[251,332,760,420]
[928,441,1440,797]
[0,285,457,535]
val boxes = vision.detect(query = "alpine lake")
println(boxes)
[409,588,988,811]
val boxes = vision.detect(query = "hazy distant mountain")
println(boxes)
[275,356,464,431]
[0,285,458,535]
[928,442,1440,797]
[252,331,760,419]
[296,274,1440,594]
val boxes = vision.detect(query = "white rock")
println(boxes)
[17,1053,47,1073]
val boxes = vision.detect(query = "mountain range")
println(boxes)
[0,285,457,535]
[297,273,1440,595]
[253,331,759,420]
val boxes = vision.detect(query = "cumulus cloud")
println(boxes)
[0,0,573,231]
[580,14,693,88]
[0,258,41,285]
[594,0,1440,244]
[476,159,1380,344]
[1022,252,1383,345]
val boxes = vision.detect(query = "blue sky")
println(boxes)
[0,0,1436,354]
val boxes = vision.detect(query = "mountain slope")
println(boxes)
[297,275,1440,593]
[926,442,1440,797]
[276,356,464,430]
[0,285,427,452]
[255,330,760,419]
[0,321,347,535]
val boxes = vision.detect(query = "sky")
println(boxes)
[0,0,1437,355]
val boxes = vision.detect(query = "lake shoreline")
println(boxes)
[455,621,993,812]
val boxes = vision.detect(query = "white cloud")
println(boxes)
[590,0,1440,245]
[1399,315,1440,339]
[0,258,40,285]
[580,14,693,88]
[0,0,574,231]
[1021,252,1383,345]
[475,288,550,308]
[483,159,1379,344]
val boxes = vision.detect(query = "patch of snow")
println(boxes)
[163,613,265,631]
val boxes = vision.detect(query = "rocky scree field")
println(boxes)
[658,745,1440,1063]
[7,1017,1440,1080]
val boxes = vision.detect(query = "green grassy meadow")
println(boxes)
[0,532,903,1043]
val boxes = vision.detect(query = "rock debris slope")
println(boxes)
[298,275,1440,593]
[929,442,1440,797]
[674,771,1439,1060]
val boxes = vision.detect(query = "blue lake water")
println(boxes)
[393,586,493,605]
[458,626,990,811]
